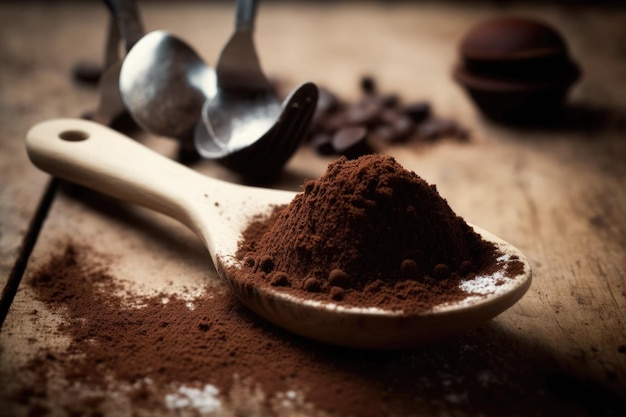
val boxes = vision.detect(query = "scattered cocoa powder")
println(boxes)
[14,243,457,416]
[8,242,624,417]
[20,243,397,416]
[232,154,498,313]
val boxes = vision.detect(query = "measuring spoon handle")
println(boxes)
[234,0,258,32]
[26,118,209,231]
[104,0,145,51]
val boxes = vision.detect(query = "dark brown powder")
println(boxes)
[9,242,623,417]
[14,243,440,416]
[233,154,496,312]
[19,244,383,416]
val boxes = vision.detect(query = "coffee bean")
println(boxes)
[332,126,373,159]
[390,114,415,142]
[345,101,383,127]
[310,132,335,156]
[322,111,351,133]
[374,93,400,109]
[316,86,340,115]
[416,118,459,140]
[403,101,431,123]
[370,125,395,142]
[377,110,414,142]
[305,78,470,154]
[360,75,377,95]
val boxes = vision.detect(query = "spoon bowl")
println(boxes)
[195,82,319,181]
[26,119,531,349]
[193,0,318,178]
[202,0,283,153]
[119,30,217,140]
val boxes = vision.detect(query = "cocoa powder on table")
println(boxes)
[232,154,498,313]
[19,244,400,417]
[12,243,623,417]
[7,155,526,417]
[6,151,623,415]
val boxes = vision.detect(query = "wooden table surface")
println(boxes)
[1,1,625,416]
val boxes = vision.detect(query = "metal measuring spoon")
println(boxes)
[119,30,217,140]
[195,82,319,181]
[201,0,282,153]
[92,0,145,126]
[27,119,532,349]
[195,0,318,179]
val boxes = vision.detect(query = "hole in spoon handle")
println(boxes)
[26,118,208,232]
[59,130,89,142]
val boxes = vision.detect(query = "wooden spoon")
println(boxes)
[26,118,532,349]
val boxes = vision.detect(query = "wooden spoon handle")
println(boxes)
[26,118,207,230]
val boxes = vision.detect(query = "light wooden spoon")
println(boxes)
[26,118,532,349]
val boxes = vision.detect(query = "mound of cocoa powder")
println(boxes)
[233,154,496,312]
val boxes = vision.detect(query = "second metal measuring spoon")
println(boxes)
[195,81,318,181]
[200,0,283,153]
[196,0,317,179]
[93,0,145,126]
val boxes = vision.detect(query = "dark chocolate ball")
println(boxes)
[460,17,569,62]
[453,16,581,123]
